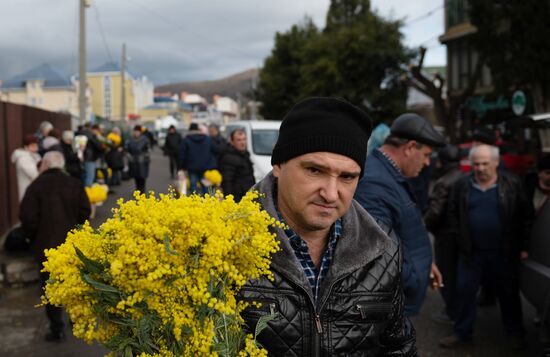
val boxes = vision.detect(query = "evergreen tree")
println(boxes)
[257,18,319,119]
[469,0,550,112]
[325,0,371,32]
[258,0,409,119]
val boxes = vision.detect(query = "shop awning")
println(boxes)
[530,113,550,121]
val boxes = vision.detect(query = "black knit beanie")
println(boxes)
[271,97,372,176]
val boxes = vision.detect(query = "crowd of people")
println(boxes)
[162,122,256,201]
[8,99,550,354]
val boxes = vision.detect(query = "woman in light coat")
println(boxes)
[11,134,41,201]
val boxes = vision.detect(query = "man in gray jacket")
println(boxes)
[238,97,416,356]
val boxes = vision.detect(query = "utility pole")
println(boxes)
[120,43,126,122]
[78,0,89,125]
[250,75,257,120]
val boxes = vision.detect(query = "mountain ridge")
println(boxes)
[155,68,259,101]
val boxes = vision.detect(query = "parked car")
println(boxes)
[223,120,281,182]
[458,141,535,176]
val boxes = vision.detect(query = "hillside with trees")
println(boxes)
[155,68,258,101]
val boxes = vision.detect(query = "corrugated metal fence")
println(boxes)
[0,101,71,237]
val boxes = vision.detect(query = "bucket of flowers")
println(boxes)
[41,190,281,356]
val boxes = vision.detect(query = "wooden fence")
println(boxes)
[0,101,71,237]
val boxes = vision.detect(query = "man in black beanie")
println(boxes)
[237,97,416,356]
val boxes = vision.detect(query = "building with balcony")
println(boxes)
[212,95,239,124]
[0,63,81,117]
[439,0,533,131]
[87,62,154,121]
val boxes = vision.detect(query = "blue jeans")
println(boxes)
[84,161,96,187]
[454,250,524,340]
[188,171,206,195]
[111,170,121,185]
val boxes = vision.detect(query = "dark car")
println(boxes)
[520,202,550,344]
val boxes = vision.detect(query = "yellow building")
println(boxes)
[0,63,80,117]
[139,97,193,125]
[87,62,154,121]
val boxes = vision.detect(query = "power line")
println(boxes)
[126,0,252,60]
[92,1,115,64]
[419,35,441,47]
[425,43,445,50]
[404,4,444,26]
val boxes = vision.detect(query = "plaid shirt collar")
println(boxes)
[274,203,342,302]
[377,147,404,176]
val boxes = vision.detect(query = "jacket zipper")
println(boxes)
[356,303,393,319]
[314,314,323,333]
[315,275,351,357]
[275,271,351,357]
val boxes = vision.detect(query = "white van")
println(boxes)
[224,120,281,182]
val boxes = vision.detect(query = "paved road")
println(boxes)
[0,147,545,356]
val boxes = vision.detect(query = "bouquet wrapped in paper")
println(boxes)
[41,191,281,356]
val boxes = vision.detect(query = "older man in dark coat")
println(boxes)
[19,151,91,342]
[439,144,533,350]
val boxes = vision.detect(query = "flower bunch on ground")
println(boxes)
[41,190,281,356]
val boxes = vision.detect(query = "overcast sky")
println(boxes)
[0,0,445,86]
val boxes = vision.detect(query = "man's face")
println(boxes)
[471,147,499,184]
[273,152,361,234]
[132,130,141,138]
[538,169,550,188]
[231,132,247,152]
[208,127,218,137]
[402,141,432,178]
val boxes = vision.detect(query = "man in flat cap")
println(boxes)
[355,113,446,317]
[238,98,416,356]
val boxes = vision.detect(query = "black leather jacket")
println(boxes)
[424,163,463,235]
[238,174,417,356]
[448,172,533,262]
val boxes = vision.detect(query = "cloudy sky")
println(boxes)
[0,0,445,86]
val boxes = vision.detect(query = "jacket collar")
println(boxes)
[373,148,406,183]
[41,168,67,176]
[252,172,393,304]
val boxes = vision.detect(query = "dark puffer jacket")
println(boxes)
[82,130,104,162]
[218,146,255,201]
[163,132,181,157]
[178,132,217,173]
[238,173,416,356]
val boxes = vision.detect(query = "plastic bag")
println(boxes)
[175,170,187,196]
